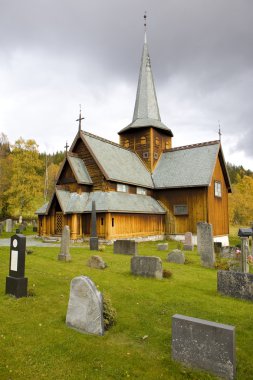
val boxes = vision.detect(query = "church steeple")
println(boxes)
[118,15,173,172]
[118,15,173,136]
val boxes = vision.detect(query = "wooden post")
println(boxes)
[42,216,47,235]
[71,214,78,240]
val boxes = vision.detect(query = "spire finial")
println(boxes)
[144,11,147,43]
[76,104,85,132]
[218,121,222,141]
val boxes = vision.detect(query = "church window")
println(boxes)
[173,204,188,216]
[155,137,160,146]
[124,139,129,148]
[117,183,129,192]
[143,152,149,159]
[214,181,222,197]
[165,140,170,150]
[137,187,147,195]
[101,217,104,226]
[141,136,146,145]
[112,218,114,227]
[154,152,158,159]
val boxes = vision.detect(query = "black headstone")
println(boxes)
[5,234,28,298]
[90,200,98,250]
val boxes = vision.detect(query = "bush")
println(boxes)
[103,293,117,331]
[162,269,173,278]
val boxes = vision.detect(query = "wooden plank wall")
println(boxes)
[155,188,207,234]
[207,156,229,236]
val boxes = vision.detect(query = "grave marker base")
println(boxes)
[5,276,28,298]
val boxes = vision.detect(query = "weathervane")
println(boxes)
[76,104,85,132]
[218,121,222,141]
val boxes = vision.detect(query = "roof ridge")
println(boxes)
[67,152,79,158]
[81,130,135,153]
[164,140,220,152]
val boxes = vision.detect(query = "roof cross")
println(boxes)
[65,141,69,156]
[218,121,222,141]
[76,104,85,132]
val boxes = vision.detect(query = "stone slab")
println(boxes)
[131,256,162,279]
[197,222,215,268]
[66,275,104,335]
[114,240,138,255]
[157,243,168,251]
[87,255,106,269]
[217,270,253,301]
[167,250,185,264]
[172,314,236,380]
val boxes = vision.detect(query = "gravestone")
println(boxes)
[197,222,215,268]
[172,314,236,380]
[167,249,185,264]
[90,200,98,250]
[114,240,138,255]
[0,223,3,235]
[58,225,71,261]
[240,237,249,273]
[183,232,194,251]
[214,242,222,254]
[19,224,26,233]
[5,234,28,298]
[217,270,253,301]
[66,275,104,335]
[131,256,163,279]
[5,219,13,233]
[157,243,168,251]
[87,255,107,270]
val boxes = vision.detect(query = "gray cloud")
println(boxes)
[0,0,253,168]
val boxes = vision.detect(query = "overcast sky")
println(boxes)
[1,0,253,169]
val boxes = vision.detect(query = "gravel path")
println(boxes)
[0,235,61,247]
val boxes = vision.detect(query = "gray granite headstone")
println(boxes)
[197,222,215,268]
[157,243,168,251]
[172,314,236,380]
[167,249,185,264]
[5,219,13,233]
[183,232,194,251]
[131,256,163,279]
[240,237,249,273]
[66,275,104,335]
[87,255,107,270]
[114,240,138,255]
[58,225,71,261]
[217,270,253,301]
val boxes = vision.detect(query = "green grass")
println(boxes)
[0,224,36,239]
[0,241,253,379]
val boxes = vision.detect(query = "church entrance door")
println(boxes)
[56,212,63,234]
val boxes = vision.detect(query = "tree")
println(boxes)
[4,138,44,217]
[229,175,253,225]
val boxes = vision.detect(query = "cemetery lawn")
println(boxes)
[0,242,253,380]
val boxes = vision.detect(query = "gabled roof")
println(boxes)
[79,131,154,188]
[56,154,92,185]
[152,140,231,191]
[68,155,92,184]
[35,189,165,215]
[118,32,173,137]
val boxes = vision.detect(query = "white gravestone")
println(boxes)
[66,276,104,335]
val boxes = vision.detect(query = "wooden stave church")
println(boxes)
[36,29,232,244]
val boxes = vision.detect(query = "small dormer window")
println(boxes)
[117,183,129,193]
[154,152,158,159]
[143,152,149,159]
[124,139,129,148]
[141,136,146,145]
[155,137,160,146]
[165,140,170,150]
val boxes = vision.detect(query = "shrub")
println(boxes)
[162,269,173,278]
[103,293,117,331]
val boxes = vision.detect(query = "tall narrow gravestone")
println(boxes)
[58,225,71,261]
[197,222,215,268]
[240,237,249,273]
[5,234,28,298]
[5,218,13,233]
[90,200,99,250]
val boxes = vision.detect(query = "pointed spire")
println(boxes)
[118,14,173,136]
